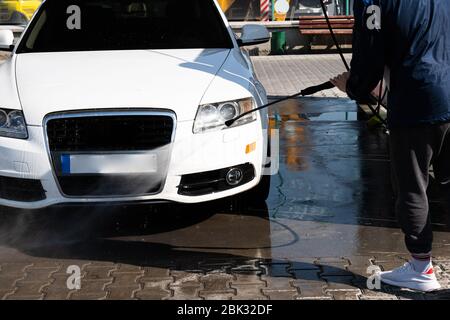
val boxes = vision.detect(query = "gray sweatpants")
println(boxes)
[389,122,450,254]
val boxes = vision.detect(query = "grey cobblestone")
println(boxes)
[42,288,72,300]
[70,293,108,300]
[263,289,299,300]
[290,269,321,282]
[424,291,450,300]
[0,263,33,277]
[231,284,267,300]
[262,276,295,291]
[292,268,327,298]
[372,255,409,272]
[260,262,298,300]
[230,260,262,275]
[105,270,143,300]
[83,264,115,280]
[293,281,327,298]
[252,54,350,98]
[0,289,14,300]
[437,261,450,273]
[170,271,203,287]
[232,273,265,286]
[168,271,203,300]
[382,286,426,300]
[169,285,203,300]
[200,292,234,300]
[316,257,353,277]
[135,277,172,300]
[0,276,19,292]
[41,273,72,300]
[296,296,333,300]
[359,289,398,300]
[0,256,448,299]
[69,279,112,298]
[21,266,60,282]
[345,256,375,276]
[260,262,293,278]
[142,267,171,279]
[107,287,140,300]
[113,264,143,273]
[288,259,320,271]
[199,260,234,273]
[323,275,359,291]
[108,271,144,287]
[4,294,44,300]
[327,290,362,300]
[200,273,234,294]
[26,262,62,269]
[4,280,49,299]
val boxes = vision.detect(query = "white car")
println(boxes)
[0,0,271,210]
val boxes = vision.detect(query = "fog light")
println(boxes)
[226,168,243,186]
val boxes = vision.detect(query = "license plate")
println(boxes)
[61,153,158,175]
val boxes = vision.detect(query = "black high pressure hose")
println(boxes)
[225,0,387,127]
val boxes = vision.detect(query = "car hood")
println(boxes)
[15,49,231,125]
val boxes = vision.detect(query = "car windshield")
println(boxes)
[16,0,233,53]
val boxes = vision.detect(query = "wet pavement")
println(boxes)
[0,97,450,300]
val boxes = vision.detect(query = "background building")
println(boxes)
[219,0,354,21]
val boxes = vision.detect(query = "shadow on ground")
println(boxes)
[0,200,448,300]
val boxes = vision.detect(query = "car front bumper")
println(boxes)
[0,118,266,210]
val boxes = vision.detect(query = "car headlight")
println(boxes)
[0,109,28,139]
[193,98,256,134]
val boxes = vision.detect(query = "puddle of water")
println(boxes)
[269,112,359,124]
[298,112,358,121]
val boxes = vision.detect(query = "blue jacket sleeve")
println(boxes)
[347,0,385,104]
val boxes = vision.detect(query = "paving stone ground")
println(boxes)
[1,258,449,300]
[1,54,450,300]
[251,54,351,98]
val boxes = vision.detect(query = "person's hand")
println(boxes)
[330,72,350,93]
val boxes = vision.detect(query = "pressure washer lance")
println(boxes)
[224,79,388,128]
[226,0,388,129]
[225,81,334,127]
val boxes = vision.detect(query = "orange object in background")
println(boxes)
[217,0,236,12]
[274,0,290,21]
[0,0,42,24]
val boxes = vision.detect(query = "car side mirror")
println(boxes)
[0,30,14,52]
[237,25,270,47]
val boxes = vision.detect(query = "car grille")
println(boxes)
[46,112,175,197]
[47,114,174,152]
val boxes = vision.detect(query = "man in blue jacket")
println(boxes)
[331,0,450,292]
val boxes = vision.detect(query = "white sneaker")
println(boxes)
[379,262,441,292]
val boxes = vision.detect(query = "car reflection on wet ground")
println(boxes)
[0,97,449,300]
